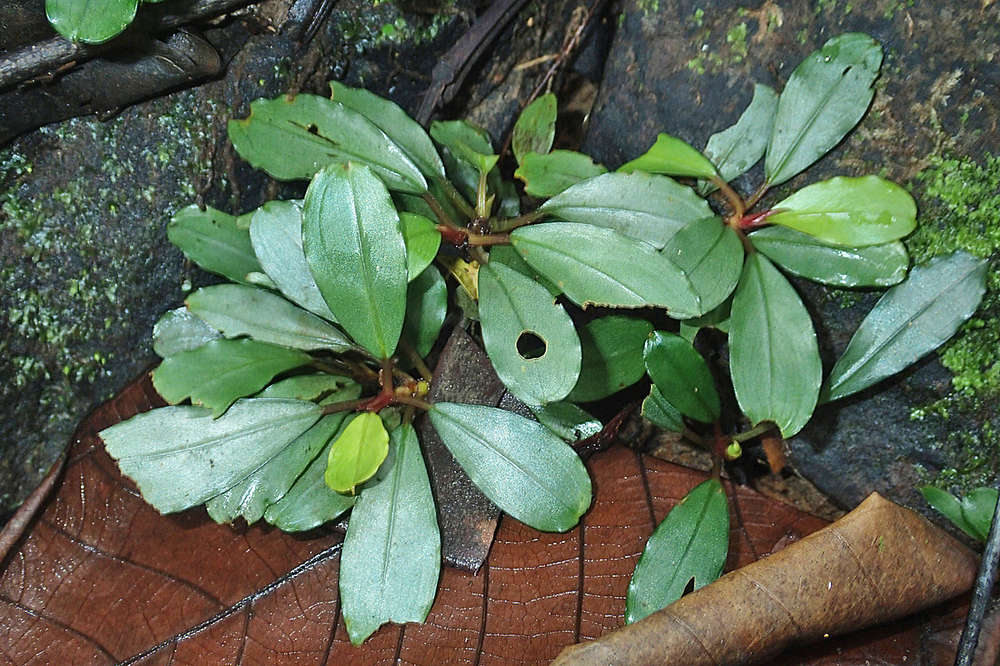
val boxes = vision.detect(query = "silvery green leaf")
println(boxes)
[153,307,221,358]
[701,84,778,192]
[168,205,262,285]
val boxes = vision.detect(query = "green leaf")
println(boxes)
[568,315,653,403]
[730,253,821,437]
[429,119,498,205]
[45,0,138,43]
[961,488,999,542]
[702,84,778,191]
[303,162,408,359]
[626,478,729,623]
[768,176,917,246]
[264,416,358,531]
[920,486,976,538]
[661,216,744,314]
[679,297,733,342]
[488,245,562,297]
[100,398,322,514]
[644,331,720,424]
[400,212,441,281]
[514,150,608,198]
[619,133,719,180]
[248,200,338,321]
[479,262,582,406]
[330,81,446,179]
[540,172,713,249]
[823,252,988,401]
[186,284,354,352]
[340,424,441,644]
[511,222,701,317]
[153,307,221,358]
[765,33,883,187]
[402,265,447,358]
[259,373,356,401]
[512,93,558,164]
[325,412,390,494]
[168,205,263,285]
[642,386,684,433]
[152,338,313,417]
[428,402,592,532]
[749,225,908,288]
[227,93,428,193]
[529,402,602,441]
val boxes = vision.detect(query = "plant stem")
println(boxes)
[732,421,777,443]
[712,175,745,221]
[491,210,545,233]
[433,178,476,220]
[953,485,1000,666]
[476,169,490,219]
[467,232,511,247]
[398,338,434,382]
[424,191,462,231]
[745,182,770,210]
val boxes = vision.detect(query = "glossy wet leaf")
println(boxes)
[400,212,441,281]
[511,222,701,318]
[661,215,743,314]
[100,398,322,514]
[568,315,653,403]
[168,205,262,285]
[702,84,778,191]
[765,33,883,187]
[228,94,427,193]
[428,402,592,532]
[152,338,313,417]
[325,412,390,495]
[303,162,408,359]
[330,81,445,180]
[478,261,581,406]
[340,424,441,644]
[45,0,138,43]
[768,176,916,246]
[749,225,908,288]
[619,133,718,180]
[530,402,602,441]
[642,385,685,433]
[152,307,221,358]
[512,93,557,164]
[626,478,729,623]
[401,265,447,358]
[540,172,713,249]
[730,253,821,437]
[644,331,720,424]
[249,200,338,321]
[514,150,608,198]
[186,284,354,352]
[823,252,988,401]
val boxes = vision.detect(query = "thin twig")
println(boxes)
[954,488,1000,666]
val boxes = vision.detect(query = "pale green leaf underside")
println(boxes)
[512,93,557,165]
[530,402,602,441]
[46,0,138,43]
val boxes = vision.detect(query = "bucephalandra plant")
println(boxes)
[100,33,988,643]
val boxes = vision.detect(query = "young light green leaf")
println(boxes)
[529,402,602,441]
[228,93,428,193]
[168,205,262,285]
[330,81,446,179]
[568,315,653,403]
[644,331,720,424]
[642,386,684,433]
[511,223,701,318]
[765,33,883,187]
[749,225,908,287]
[619,133,719,180]
[340,424,441,645]
[702,84,778,191]
[100,398,322,514]
[303,162,408,359]
[961,488,999,542]
[152,307,221,358]
[264,415,358,531]
[325,411,390,495]
[152,338,313,417]
[540,171,713,249]
[186,284,354,352]
[661,216,743,314]
[514,150,608,198]
[626,478,729,623]
[730,253,821,437]
[248,200,338,321]
[400,212,442,281]
[479,261,582,406]
[402,265,447,358]
[428,402,592,532]
[45,0,138,43]
[823,252,988,401]
[767,176,916,246]
[512,93,558,164]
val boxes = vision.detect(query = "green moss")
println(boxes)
[726,23,748,62]
[637,0,661,15]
